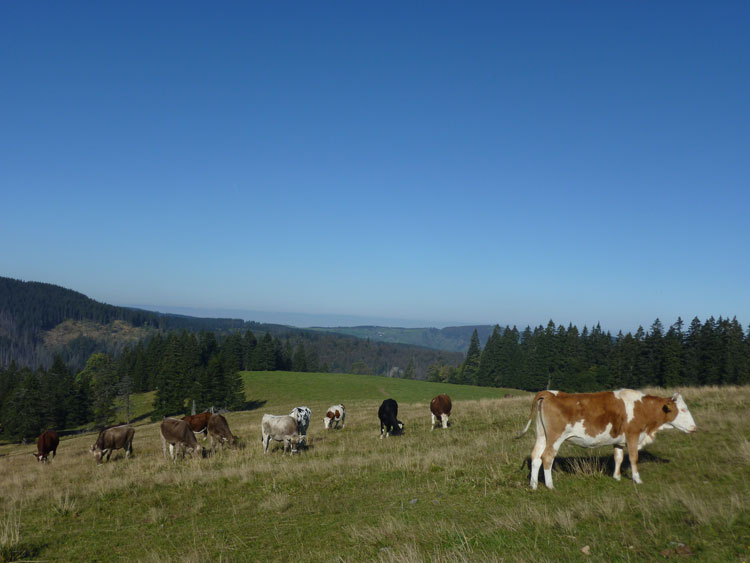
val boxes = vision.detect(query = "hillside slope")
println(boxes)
[0,277,463,374]
[310,324,497,352]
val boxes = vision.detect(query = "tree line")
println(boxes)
[431,317,750,391]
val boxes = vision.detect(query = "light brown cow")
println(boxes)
[261,414,300,455]
[182,411,211,440]
[90,424,134,464]
[517,389,697,489]
[430,394,452,430]
[207,413,238,452]
[160,418,205,462]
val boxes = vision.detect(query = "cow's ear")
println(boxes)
[662,403,672,413]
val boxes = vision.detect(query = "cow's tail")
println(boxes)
[515,391,549,439]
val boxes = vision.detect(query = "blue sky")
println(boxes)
[1,2,748,331]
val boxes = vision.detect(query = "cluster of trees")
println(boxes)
[430,317,750,392]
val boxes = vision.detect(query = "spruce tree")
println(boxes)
[460,329,482,385]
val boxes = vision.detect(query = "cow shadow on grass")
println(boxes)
[522,450,671,480]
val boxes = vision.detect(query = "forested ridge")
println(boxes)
[2,276,748,443]
[441,317,750,391]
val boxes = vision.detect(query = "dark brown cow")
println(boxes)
[90,424,135,464]
[35,430,59,462]
[517,389,697,489]
[207,413,238,451]
[160,418,205,462]
[430,394,452,430]
[182,411,211,440]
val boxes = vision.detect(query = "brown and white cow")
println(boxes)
[34,429,59,463]
[207,413,238,452]
[261,414,300,455]
[430,394,452,430]
[323,404,345,430]
[160,418,205,462]
[182,411,211,440]
[517,389,697,489]
[90,424,135,464]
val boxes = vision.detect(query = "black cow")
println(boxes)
[378,399,404,439]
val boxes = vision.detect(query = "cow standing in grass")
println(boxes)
[430,394,452,430]
[323,404,345,430]
[182,411,211,440]
[517,389,697,490]
[34,430,59,462]
[90,424,134,464]
[290,406,312,445]
[378,399,404,439]
[160,418,206,462]
[261,414,300,455]
[207,413,239,452]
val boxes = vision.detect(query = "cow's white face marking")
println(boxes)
[614,389,644,423]
[669,393,697,433]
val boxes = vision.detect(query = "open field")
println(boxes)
[1,374,748,561]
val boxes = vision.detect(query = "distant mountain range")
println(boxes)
[308,325,496,353]
[0,276,467,374]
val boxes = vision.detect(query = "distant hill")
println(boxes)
[0,276,463,375]
[309,325,497,353]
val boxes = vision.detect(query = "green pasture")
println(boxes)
[0,374,748,562]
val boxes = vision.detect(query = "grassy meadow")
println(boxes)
[1,372,748,561]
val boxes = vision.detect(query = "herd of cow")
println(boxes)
[31,388,697,490]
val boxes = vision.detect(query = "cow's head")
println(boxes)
[663,393,697,433]
[323,413,333,429]
[32,452,46,462]
[90,444,104,461]
[394,420,405,435]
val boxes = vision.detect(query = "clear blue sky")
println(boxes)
[2,2,748,332]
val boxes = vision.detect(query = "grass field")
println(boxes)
[1,373,748,561]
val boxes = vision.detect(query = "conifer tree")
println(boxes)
[460,329,482,385]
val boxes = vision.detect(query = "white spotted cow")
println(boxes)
[323,404,345,430]
[289,406,312,446]
[517,389,697,490]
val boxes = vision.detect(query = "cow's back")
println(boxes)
[430,394,451,416]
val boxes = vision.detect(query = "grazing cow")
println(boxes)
[160,418,206,462]
[90,424,135,464]
[34,430,59,463]
[323,404,345,430]
[430,394,452,430]
[290,406,312,445]
[182,411,211,440]
[261,414,300,455]
[517,389,697,490]
[378,399,404,439]
[207,413,238,451]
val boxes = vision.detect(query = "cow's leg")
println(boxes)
[442,414,449,429]
[529,437,545,490]
[613,446,624,481]
[541,444,559,490]
[161,435,168,459]
[431,413,436,430]
[627,435,642,484]
[106,449,112,462]
[201,428,208,441]
[263,434,270,454]
[380,422,385,439]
